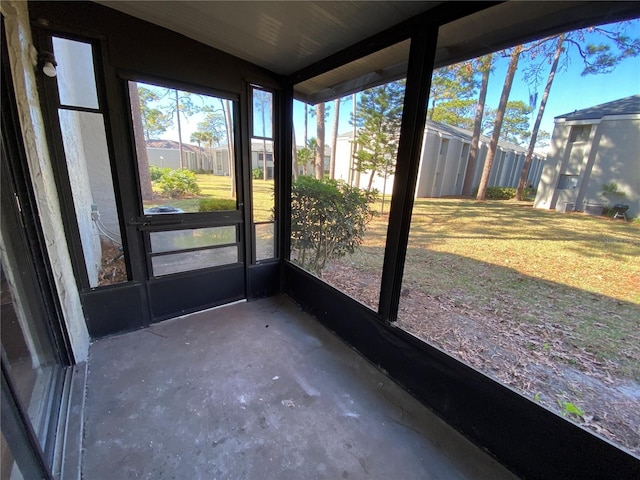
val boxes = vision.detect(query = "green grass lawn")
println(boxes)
[146,175,639,379]
[341,198,640,380]
[144,174,274,222]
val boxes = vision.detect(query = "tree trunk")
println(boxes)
[462,54,492,196]
[260,96,269,180]
[301,104,309,175]
[351,94,359,187]
[304,104,308,146]
[477,45,522,200]
[381,173,388,215]
[330,98,340,179]
[516,34,564,201]
[222,99,236,198]
[292,122,299,181]
[129,84,153,201]
[315,103,325,179]
[175,89,184,169]
[367,170,375,191]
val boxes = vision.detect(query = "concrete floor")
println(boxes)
[83,296,518,480]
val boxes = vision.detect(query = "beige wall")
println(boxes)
[2,0,89,362]
[535,116,639,219]
[581,117,640,218]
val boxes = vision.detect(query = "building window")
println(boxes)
[558,174,579,189]
[258,152,273,163]
[569,125,591,142]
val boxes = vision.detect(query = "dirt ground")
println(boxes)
[98,241,128,286]
[322,261,640,458]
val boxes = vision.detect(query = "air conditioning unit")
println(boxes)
[584,203,604,216]
[558,202,574,213]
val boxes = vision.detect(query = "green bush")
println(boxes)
[291,176,375,276]
[252,168,263,179]
[486,187,517,199]
[155,169,200,198]
[471,186,535,200]
[198,198,237,212]
[149,165,171,182]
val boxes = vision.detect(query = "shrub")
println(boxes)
[600,182,626,207]
[198,198,237,212]
[155,169,200,198]
[149,165,171,182]
[290,176,375,276]
[471,186,535,200]
[252,168,263,179]
[486,187,517,199]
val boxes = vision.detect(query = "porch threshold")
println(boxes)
[82,296,516,479]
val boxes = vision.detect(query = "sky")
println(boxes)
[151,18,639,154]
[293,18,640,153]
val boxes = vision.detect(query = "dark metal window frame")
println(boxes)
[32,27,134,293]
[1,358,55,480]
[1,19,73,478]
[282,2,640,478]
[247,83,280,265]
[120,75,245,233]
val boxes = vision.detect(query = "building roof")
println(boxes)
[556,94,640,121]
[147,139,201,153]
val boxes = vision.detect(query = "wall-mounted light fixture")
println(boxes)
[38,51,57,77]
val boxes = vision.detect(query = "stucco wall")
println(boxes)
[2,0,89,362]
[58,110,102,287]
[534,122,569,210]
[82,113,122,234]
[581,118,640,218]
[334,136,353,183]
[147,147,181,169]
[535,116,639,218]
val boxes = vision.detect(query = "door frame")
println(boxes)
[120,75,249,323]
[1,19,72,476]
[32,24,254,334]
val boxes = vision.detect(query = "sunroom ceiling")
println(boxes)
[97,1,639,104]
[96,1,439,75]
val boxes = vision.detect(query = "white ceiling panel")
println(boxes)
[98,1,437,75]
[96,1,640,102]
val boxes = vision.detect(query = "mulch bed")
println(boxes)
[98,241,128,286]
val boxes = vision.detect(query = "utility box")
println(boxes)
[558,202,574,213]
[584,203,604,216]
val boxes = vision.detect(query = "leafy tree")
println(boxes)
[197,109,226,147]
[292,122,299,181]
[221,99,236,198]
[516,21,640,200]
[297,138,316,174]
[430,98,476,129]
[477,45,524,200]
[173,90,201,168]
[137,86,172,140]
[130,84,153,200]
[290,176,375,276]
[315,103,326,179]
[352,81,405,191]
[254,89,272,180]
[462,54,493,196]
[190,131,211,154]
[329,97,343,179]
[483,100,533,145]
[428,61,477,119]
